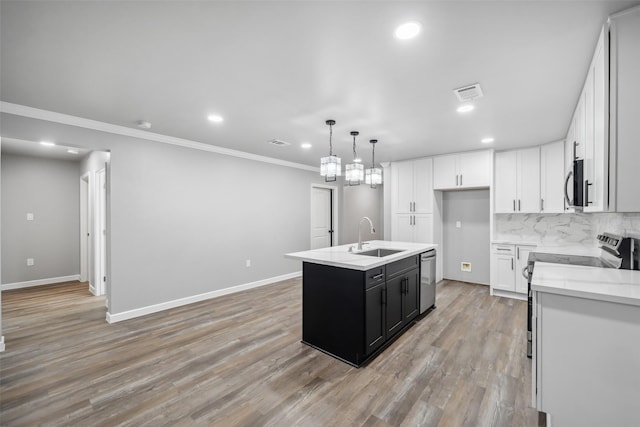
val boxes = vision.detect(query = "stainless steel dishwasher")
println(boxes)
[420,250,436,314]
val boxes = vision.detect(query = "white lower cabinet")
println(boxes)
[391,214,433,243]
[491,243,535,298]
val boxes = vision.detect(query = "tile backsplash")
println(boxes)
[495,213,640,247]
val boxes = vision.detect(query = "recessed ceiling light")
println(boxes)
[456,104,475,113]
[67,149,79,154]
[136,120,152,129]
[39,141,55,147]
[481,137,495,144]
[207,114,224,123]
[354,158,362,163]
[395,22,421,40]
[301,142,312,149]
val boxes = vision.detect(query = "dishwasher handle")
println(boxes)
[421,250,436,261]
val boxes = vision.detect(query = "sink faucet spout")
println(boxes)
[357,217,375,250]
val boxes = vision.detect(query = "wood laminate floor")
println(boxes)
[0,279,544,426]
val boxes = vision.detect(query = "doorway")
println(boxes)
[95,168,106,296]
[310,184,339,249]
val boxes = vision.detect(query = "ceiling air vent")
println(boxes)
[268,139,291,147]
[453,83,483,102]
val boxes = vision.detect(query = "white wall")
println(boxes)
[0,113,327,323]
[1,153,80,285]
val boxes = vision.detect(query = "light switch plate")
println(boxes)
[456,221,461,228]
[26,213,34,221]
[27,258,35,266]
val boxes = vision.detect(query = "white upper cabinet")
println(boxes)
[433,150,491,190]
[565,25,609,212]
[583,27,608,212]
[540,141,565,213]
[494,147,540,213]
[609,8,639,212]
[391,158,433,214]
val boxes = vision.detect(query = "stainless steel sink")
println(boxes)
[353,248,404,257]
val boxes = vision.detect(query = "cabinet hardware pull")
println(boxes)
[372,273,384,280]
[585,180,593,205]
[460,174,463,186]
[541,198,544,211]
[456,174,459,186]
[497,248,510,251]
[517,247,520,260]
[513,200,516,212]
[573,140,579,161]
[518,199,521,211]
[511,258,514,270]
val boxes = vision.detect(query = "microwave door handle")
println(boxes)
[564,170,573,207]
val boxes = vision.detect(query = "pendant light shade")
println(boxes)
[320,119,341,182]
[345,131,364,185]
[365,139,383,188]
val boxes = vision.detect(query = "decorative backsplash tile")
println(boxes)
[495,213,640,247]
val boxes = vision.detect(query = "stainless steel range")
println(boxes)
[524,232,638,357]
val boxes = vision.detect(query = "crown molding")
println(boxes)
[0,101,319,173]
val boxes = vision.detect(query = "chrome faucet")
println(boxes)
[357,216,375,250]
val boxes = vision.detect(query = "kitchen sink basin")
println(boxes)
[353,248,404,257]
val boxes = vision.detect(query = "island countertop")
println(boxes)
[285,240,437,271]
[531,262,640,307]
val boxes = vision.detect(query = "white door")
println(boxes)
[494,151,518,213]
[517,147,541,213]
[493,255,515,291]
[310,187,333,249]
[413,214,434,243]
[95,168,107,296]
[413,158,433,213]
[391,214,414,242]
[80,174,90,283]
[540,141,565,213]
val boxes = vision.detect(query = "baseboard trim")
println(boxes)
[106,271,301,323]
[491,288,527,301]
[1,275,81,291]
[0,336,5,352]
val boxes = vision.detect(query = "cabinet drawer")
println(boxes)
[387,255,419,278]
[492,244,515,255]
[365,266,385,289]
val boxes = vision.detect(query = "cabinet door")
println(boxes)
[492,254,515,291]
[459,150,491,188]
[413,158,433,213]
[392,161,414,213]
[413,214,433,244]
[365,282,386,355]
[540,141,565,213]
[433,154,457,189]
[392,214,414,242]
[494,151,518,213]
[515,246,535,294]
[402,269,420,323]
[584,29,608,212]
[385,276,404,337]
[517,147,541,213]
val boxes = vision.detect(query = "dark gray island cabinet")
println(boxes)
[302,254,421,367]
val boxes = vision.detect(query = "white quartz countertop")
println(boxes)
[532,262,640,306]
[285,240,437,271]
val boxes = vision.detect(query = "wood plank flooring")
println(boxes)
[0,279,544,426]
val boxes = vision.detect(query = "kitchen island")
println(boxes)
[531,262,640,426]
[286,240,436,367]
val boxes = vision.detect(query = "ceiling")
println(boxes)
[1,1,638,167]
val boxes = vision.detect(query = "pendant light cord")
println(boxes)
[329,122,333,156]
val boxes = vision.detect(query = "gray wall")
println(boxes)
[1,153,80,284]
[341,184,383,245]
[0,113,329,317]
[442,189,490,284]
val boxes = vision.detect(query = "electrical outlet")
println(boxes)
[246,259,251,268]
[456,221,461,228]
[26,213,34,221]
[461,262,471,272]
[27,258,35,266]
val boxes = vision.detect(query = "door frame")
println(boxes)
[310,183,339,248]
[95,167,107,296]
[80,172,90,283]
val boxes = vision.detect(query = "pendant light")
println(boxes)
[320,119,341,182]
[365,139,383,188]
[345,131,364,186]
